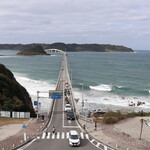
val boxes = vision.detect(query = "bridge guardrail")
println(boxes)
[78,115,93,123]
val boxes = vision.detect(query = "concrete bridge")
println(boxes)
[18,50,114,150]
[44,49,64,54]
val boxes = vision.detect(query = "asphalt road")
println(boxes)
[21,53,100,150]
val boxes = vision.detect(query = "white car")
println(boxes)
[65,103,72,111]
[68,130,80,146]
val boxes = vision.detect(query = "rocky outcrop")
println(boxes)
[17,45,49,56]
[0,64,35,117]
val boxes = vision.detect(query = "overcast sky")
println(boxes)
[0,0,150,50]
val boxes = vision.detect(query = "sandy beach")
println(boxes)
[79,116,150,150]
[0,124,22,141]
[0,118,48,150]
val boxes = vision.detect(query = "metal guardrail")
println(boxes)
[78,115,93,123]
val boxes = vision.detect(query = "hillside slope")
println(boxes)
[0,64,35,117]
[17,45,49,55]
[0,43,133,52]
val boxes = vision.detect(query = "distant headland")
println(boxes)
[0,42,134,52]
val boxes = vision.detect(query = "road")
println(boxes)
[19,53,101,150]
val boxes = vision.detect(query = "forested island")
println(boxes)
[17,45,49,56]
[0,43,133,52]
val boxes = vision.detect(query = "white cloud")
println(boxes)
[0,0,150,49]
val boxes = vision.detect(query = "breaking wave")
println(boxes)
[89,84,112,92]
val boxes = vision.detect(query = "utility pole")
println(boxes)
[139,119,144,140]
[37,91,39,121]
[79,83,84,115]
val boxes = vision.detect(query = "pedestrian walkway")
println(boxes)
[38,131,114,150]
[37,132,89,140]
[0,118,48,150]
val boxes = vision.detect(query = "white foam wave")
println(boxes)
[14,73,56,113]
[116,85,124,88]
[90,84,112,92]
[74,88,150,112]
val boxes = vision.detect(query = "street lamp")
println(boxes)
[139,119,150,140]
[70,69,72,85]
[84,99,87,126]
[79,83,84,115]
[37,91,39,121]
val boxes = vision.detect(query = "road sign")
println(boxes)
[75,98,79,103]
[34,101,38,106]
[51,94,62,99]
[22,124,27,128]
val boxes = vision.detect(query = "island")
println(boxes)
[0,43,133,52]
[0,64,35,117]
[17,44,49,56]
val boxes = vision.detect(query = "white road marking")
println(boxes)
[57,132,60,139]
[90,139,95,143]
[47,132,51,139]
[39,132,91,140]
[47,100,57,128]
[63,125,80,128]
[85,134,89,140]
[61,132,65,139]
[17,138,36,150]
[42,132,46,139]
[37,136,40,139]
[68,120,71,124]
[66,132,69,139]
[96,142,100,147]
[52,133,55,139]
[104,145,109,150]
[80,132,84,139]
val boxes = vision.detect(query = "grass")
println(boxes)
[0,118,29,126]
[92,111,150,124]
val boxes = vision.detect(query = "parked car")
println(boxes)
[67,110,75,120]
[68,130,80,146]
[65,103,72,111]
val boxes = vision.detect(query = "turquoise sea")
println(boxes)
[0,50,150,112]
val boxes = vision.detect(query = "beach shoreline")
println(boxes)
[79,116,150,150]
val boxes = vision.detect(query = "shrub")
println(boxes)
[102,111,126,124]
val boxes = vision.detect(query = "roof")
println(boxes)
[70,130,78,135]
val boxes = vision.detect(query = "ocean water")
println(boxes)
[0,50,150,112]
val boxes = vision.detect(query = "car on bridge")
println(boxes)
[69,130,80,146]
[65,103,72,111]
[67,110,75,120]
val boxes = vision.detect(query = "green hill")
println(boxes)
[0,43,133,52]
[17,44,49,55]
[0,64,35,117]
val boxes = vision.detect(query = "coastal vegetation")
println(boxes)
[0,64,35,117]
[0,42,133,52]
[17,44,49,56]
[93,111,150,124]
